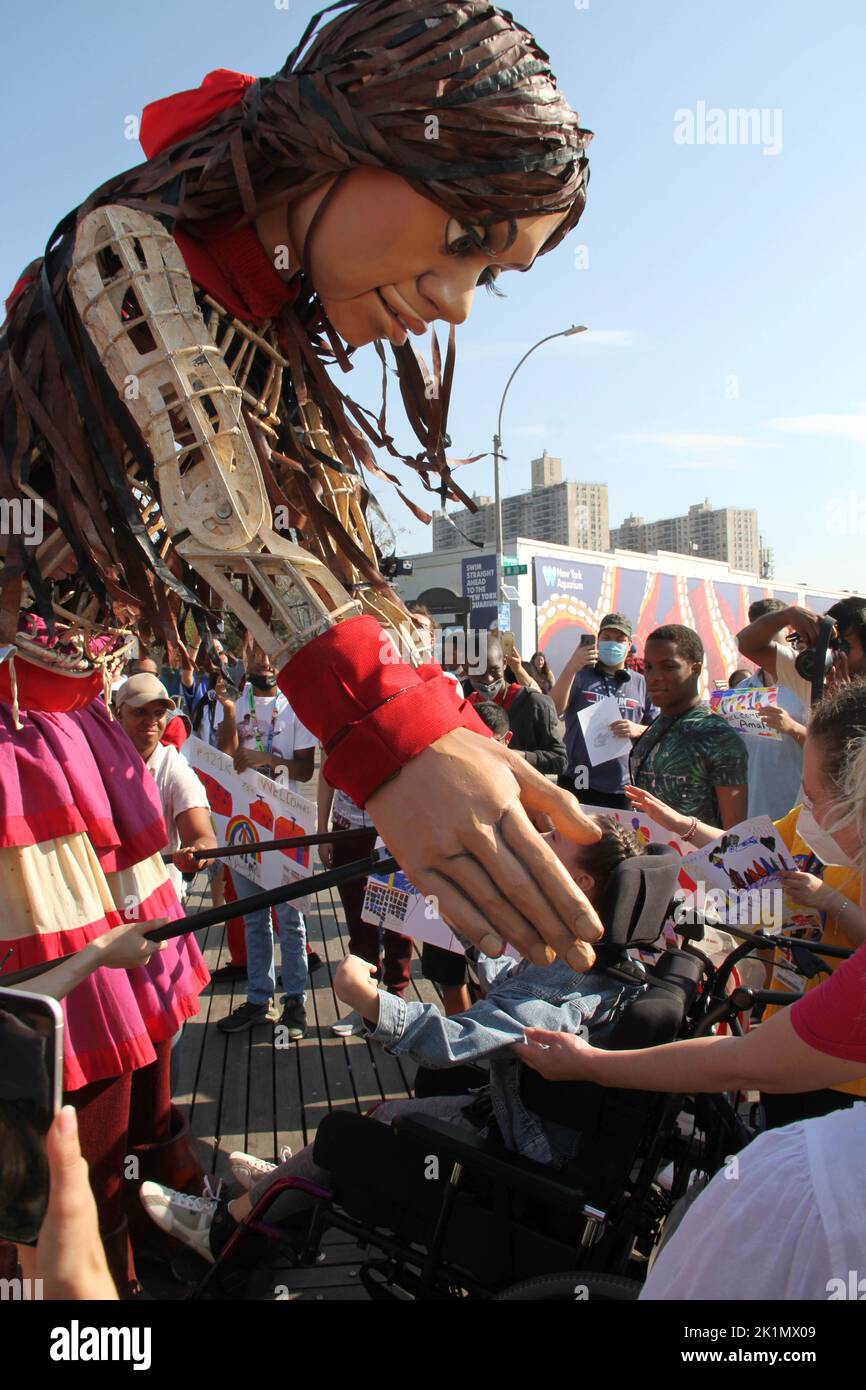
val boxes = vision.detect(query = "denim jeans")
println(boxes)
[231,869,307,1006]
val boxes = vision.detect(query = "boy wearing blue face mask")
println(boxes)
[550,612,658,810]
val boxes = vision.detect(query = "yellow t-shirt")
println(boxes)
[768,806,865,1097]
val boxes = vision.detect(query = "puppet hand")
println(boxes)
[366,728,604,970]
[512,1026,596,1080]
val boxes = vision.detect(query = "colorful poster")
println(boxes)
[680,817,796,894]
[709,686,782,739]
[185,736,315,901]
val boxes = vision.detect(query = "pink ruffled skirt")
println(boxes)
[0,699,209,1090]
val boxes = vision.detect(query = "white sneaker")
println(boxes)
[331,1010,364,1037]
[228,1147,292,1191]
[139,1181,220,1264]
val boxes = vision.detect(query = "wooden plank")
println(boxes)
[245,1021,277,1163]
[307,888,374,1124]
[274,1024,307,1157]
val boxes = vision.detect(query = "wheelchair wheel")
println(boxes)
[493,1272,642,1302]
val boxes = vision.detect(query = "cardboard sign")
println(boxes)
[710,686,782,739]
[185,736,315,901]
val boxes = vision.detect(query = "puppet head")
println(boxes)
[0,1,591,699]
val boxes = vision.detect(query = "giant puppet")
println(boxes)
[0,0,600,1289]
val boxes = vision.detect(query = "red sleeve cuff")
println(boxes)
[277,615,489,806]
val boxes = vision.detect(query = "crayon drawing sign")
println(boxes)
[680,816,796,895]
[710,686,782,740]
[185,736,315,902]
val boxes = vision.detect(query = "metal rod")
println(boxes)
[162,826,375,863]
[0,853,398,987]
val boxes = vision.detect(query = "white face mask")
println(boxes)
[797,803,860,869]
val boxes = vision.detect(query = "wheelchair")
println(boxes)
[189,842,784,1302]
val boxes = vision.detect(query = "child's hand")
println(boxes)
[776,870,829,909]
[512,1025,597,1080]
[334,954,379,1014]
[624,784,687,834]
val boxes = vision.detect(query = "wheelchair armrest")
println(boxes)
[393,1114,587,1215]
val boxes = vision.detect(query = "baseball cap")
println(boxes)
[598,612,633,639]
[115,673,175,711]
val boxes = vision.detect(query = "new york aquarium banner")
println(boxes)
[534,555,835,693]
[186,737,315,901]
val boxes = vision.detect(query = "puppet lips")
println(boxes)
[375,289,411,343]
[378,288,427,335]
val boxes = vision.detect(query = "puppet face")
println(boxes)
[277,169,570,348]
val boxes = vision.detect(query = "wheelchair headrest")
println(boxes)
[594,843,680,951]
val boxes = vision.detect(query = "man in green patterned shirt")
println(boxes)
[629,625,749,828]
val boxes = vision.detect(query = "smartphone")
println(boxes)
[579,633,596,648]
[0,987,64,1244]
[500,630,515,659]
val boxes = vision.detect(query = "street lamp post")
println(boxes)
[492,326,587,609]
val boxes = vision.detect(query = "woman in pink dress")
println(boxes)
[1,684,209,1295]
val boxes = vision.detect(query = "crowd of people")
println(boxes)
[0,0,863,1315]
[4,591,865,1304]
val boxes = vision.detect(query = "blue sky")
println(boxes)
[3,0,864,590]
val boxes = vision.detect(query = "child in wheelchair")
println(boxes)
[140,816,650,1265]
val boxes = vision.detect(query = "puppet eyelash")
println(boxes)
[477,266,505,295]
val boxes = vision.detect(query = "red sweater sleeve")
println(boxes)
[276,616,490,806]
[790,940,866,1062]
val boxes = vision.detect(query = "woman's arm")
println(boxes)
[6,922,167,1001]
[172,807,218,874]
[513,1003,866,1094]
[776,871,866,948]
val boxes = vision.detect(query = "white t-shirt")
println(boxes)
[641,1102,866,1300]
[738,670,805,822]
[213,684,316,792]
[145,741,211,898]
[775,640,815,708]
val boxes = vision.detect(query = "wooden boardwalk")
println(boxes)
[173,859,444,1300]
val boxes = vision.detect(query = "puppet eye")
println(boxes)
[445,218,487,254]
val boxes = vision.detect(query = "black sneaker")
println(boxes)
[217,1000,274,1034]
[306,950,324,975]
[278,997,308,1041]
[211,962,247,983]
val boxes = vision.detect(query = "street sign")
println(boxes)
[503,563,528,576]
[497,602,511,631]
